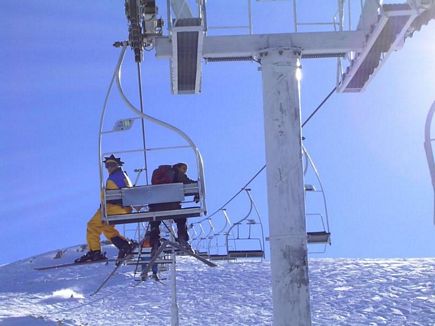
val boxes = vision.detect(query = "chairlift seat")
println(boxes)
[304,184,316,191]
[207,254,237,261]
[228,250,265,258]
[266,231,331,244]
[307,231,331,244]
[197,251,208,256]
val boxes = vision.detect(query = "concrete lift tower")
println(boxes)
[123,0,435,325]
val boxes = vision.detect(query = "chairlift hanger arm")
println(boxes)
[203,218,215,238]
[114,46,202,170]
[97,46,130,220]
[111,44,207,214]
[225,190,255,242]
[424,101,435,225]
[212,209,231,235]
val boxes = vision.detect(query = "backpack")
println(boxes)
[151,165,175,185]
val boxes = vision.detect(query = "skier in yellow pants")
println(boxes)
[75,155,135,263]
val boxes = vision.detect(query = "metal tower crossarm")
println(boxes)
[155,31,365,60]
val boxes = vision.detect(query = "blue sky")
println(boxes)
[1,1,434,264]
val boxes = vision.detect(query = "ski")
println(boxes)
[185,249,217,267]
[165,239,218,267]
[134,271,167,286]
[90,252,135,296]
[34,258,113,271]
[141,239,217,279]
[90,262,122,296]
[140,241,170,280]
[151,273,166,284]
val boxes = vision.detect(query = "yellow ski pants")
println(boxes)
[86,204,131,251]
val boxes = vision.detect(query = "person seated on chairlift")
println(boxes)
[148,162,198,253]
[75,155,136,263]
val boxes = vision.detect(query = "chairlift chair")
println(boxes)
[193,218,214,255]
[188,219,209,256]
[225,189,266,260]
[206,208,233,258]
[302,145,331,247]
[98,45,207,231]
[188,221,202,245]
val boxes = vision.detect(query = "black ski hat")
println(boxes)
[103,154,124,166]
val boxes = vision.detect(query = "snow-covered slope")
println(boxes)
[0,244,433,325]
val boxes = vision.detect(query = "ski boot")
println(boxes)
[151,272,160,281]
[74,250,107,263]
[111,236,137,263]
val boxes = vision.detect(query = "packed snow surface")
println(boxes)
[0,244,433,325]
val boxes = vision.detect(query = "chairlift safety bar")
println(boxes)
[106,207,203,225]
